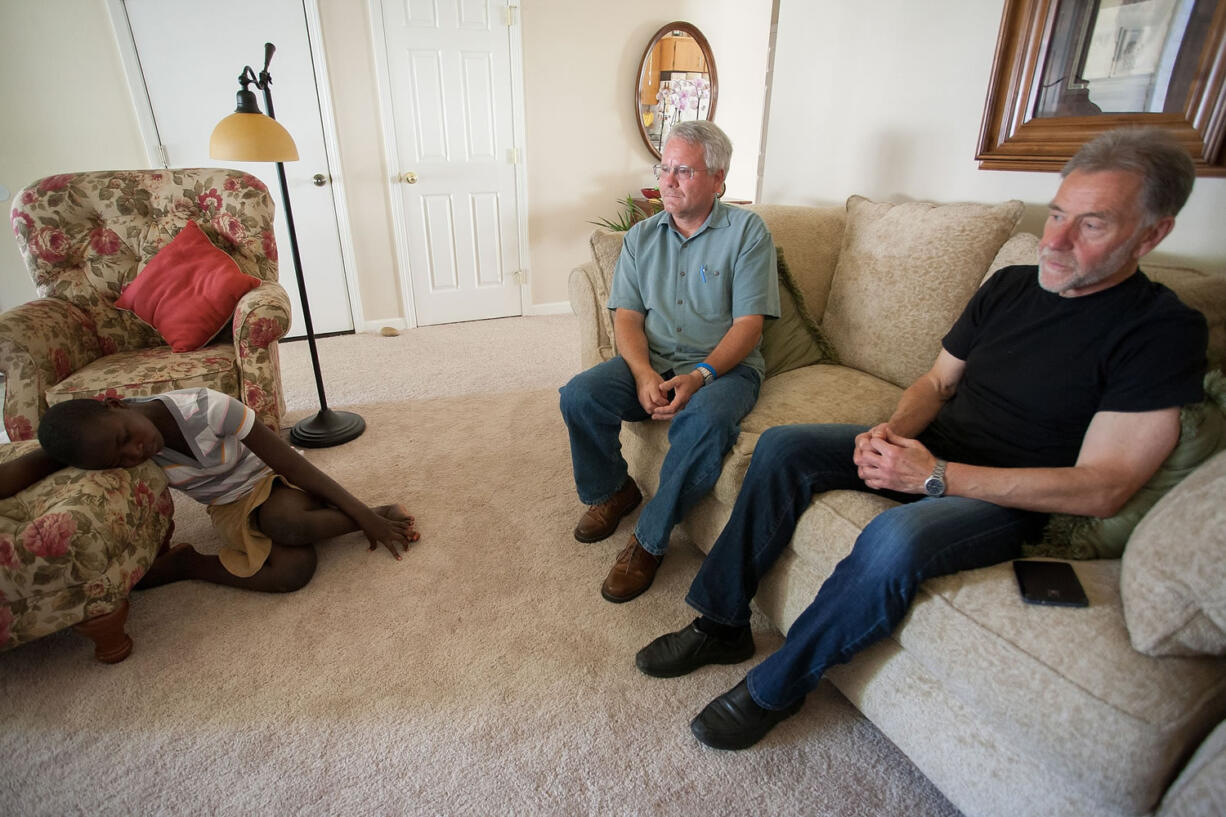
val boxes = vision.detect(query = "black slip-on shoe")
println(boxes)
[635,621,754,678]
[690,679,804,751]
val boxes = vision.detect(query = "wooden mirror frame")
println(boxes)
[634,22,719,159]
[976,0,1226,176]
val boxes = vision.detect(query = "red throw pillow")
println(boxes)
[115,221,262,352]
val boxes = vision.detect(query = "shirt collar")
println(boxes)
[656,197,730,241]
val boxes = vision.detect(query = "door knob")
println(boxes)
[401,171,418,184]
[313,173,327,187]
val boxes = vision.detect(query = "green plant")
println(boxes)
[587,195,652,231]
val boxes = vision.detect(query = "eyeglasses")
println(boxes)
[652,164,708,181]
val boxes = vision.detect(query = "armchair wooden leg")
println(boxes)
[72,599,134,663]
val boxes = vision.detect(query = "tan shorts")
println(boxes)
[207,474,304,578]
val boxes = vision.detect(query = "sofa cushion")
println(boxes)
[821,196,1024,389]
[115,221,261,352]
[1033,371,1226,560]
[1121,447,1226,657]
[761,248,836,378]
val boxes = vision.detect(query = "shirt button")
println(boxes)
[676,326,682,332]
[680,271,686,276]
[677,300,683,305]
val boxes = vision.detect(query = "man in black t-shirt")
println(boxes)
[633,127,1210,751]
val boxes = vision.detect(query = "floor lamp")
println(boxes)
[209,42,364,448]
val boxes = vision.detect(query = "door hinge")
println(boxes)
[503,4,518,26]
[156,144,170,168]
[507,147,521,164]
[511,269,525,284]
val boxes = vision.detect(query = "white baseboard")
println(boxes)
[357,304,570,333]
[360,317,410,334]
[523,301,572,316]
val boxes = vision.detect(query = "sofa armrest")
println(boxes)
[0,299,103,440]
[569,260,616,370]
[232,281,292,432]
[1157,718,1226,817]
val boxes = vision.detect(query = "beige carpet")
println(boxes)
[0,317,959,816]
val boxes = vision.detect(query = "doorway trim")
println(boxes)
[105,0,367,332]
[367,0,533,328]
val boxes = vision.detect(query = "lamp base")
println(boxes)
[290,408,366,448]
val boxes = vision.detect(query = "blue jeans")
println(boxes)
[685,424,1046,709]
[558,356,761,556]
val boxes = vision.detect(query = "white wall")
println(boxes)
[0,0,774,320]
[0,1,148,311]
[762,0,1226,272]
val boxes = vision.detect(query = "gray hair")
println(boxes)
[663,120,732,174]
[1062,127,1196,222]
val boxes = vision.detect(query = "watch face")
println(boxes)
[924,476,945,497]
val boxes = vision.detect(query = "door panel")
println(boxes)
[381,0,523,326]
[122,0,353,337]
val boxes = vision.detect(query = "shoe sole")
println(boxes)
[600,577,653,603]
[573,494,642,544]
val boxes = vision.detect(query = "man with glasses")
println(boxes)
[559,120,779,603]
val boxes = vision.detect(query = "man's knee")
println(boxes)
[559,368,609,420]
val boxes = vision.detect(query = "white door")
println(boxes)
[379,0,524,326]
[119,0,354,337]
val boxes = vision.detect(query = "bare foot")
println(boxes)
[376,504,420,542]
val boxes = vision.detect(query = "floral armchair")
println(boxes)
[2,168,291,440]
[0,440,174,662]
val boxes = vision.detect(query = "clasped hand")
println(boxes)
[637,371,701,420]
[853,424,938,494]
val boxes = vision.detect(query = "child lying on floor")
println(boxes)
[0,387,419,593]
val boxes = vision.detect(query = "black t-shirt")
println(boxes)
[918,265,1208,469]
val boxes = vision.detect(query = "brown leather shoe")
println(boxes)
[601,535,662,603]
[573,478,642,543]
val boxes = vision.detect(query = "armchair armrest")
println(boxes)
[0,300,103,440]
[569,260,616,370]
[232,281,292,431]
[0,439,173,653]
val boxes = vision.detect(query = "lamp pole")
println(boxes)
[229,44,364,448]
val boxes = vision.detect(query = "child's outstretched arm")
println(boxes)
[0,448,66,500]
[241,421,417,558]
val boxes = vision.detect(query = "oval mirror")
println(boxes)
[634,22,718,159]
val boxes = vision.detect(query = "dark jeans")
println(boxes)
[558,356,760,555]
[685,424,1046,709]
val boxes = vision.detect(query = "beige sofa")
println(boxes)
[568,198,1226,817]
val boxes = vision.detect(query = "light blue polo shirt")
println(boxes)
[607,199,780,380]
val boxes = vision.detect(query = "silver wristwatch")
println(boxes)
[924,459,948,497]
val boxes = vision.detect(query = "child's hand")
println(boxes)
[362,504,420,560]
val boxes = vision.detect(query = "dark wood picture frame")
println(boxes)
[976,0,1226,175]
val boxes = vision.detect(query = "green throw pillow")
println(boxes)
[761,247,837,378]
[1027,369,1226,560]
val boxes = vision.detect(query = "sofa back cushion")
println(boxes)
[821,195,1024,389]
[745,204,846,320]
